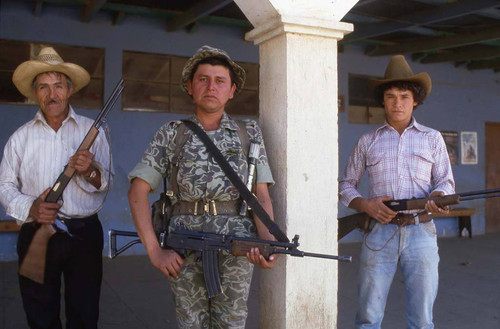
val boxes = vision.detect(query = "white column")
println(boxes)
[234,1,358,328]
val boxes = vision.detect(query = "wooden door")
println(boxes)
[485,122,500,233]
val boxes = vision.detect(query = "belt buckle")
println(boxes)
[194,200,217,215]
[193,200,199,216]
[211,200,217,216]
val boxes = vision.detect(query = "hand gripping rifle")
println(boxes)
[338,188,500,240]
[19,79,124,284]
[109,229,352,298]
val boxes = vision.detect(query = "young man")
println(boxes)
[128,45,278,329]
[339,55,455,329]
[0,47,113,328]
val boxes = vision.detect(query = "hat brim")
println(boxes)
[181,49,246,95]
[12,61,90,102]
[369,72,432,98]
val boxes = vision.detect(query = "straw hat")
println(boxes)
[181,45,246,95]
[12,47,90,101]
[370,55,432,97]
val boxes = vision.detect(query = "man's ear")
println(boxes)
[187,80,193,96]
[228,83,236,100]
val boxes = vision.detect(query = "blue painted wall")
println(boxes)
[1,1,499,259]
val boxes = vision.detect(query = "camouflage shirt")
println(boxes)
[128,112,274,204]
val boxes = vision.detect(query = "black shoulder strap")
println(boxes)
[181,120,289,243]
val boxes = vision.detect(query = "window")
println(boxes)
[122,50,259,117]
[0,39,104,109]
[348,73,384,124]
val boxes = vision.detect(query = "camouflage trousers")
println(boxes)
[168,214,256,329]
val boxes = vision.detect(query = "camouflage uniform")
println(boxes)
[128,112,274,329]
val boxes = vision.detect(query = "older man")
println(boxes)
[339,55,455,329]
[0,47,113,329]
[128,45,278,329]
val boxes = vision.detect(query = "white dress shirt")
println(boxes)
[0,106,114,224]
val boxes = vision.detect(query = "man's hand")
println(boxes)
[425,191,450,215]
[246,248,279,269]
[29,189,61,224]
[149,247,184,279]
[356,197,397,224]
[69,150,95,176]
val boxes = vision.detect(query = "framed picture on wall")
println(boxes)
[460,131,478,165]
[441,131,458,164]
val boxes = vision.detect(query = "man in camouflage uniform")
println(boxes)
[128,45,278,329]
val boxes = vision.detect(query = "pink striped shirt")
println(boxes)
[339,118,455,208]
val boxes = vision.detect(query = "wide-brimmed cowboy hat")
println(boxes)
[370,55,432,97]
[12,47,90,101]
[181,45,246,95]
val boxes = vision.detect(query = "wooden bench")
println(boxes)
[0,220,21,232]
[431,208,475,238]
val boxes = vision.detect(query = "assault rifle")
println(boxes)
[19,79,124,284]
[109,229,352,297]
[338,188,500,240]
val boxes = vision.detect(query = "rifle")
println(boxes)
[108,229,352,298]
[338,188,500,240]
[19,79,124,284]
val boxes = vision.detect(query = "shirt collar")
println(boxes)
[190,112,238,131]
[376,116,426,134]
[32,105,79,128]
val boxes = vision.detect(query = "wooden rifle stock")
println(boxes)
[384,194,461,212]
[337,212,371,241]
[19,79,124,284]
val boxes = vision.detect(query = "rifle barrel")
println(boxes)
[95,79,125,128]
[275,249,352,262]
[302,251,352,262]
[458,188,500,198]
[461,193,500,201]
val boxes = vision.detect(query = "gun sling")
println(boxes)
[181,120,290,243]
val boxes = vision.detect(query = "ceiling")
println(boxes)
[10,0,500,72]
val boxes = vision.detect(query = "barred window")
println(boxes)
[348,73,384,124]
[122,50,259,117]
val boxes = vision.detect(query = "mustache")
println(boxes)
[45,98,61,105]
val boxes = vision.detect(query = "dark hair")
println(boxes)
[190,57,236,86]
[374,81,427,108]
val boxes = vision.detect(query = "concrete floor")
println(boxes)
[1,233,499,328]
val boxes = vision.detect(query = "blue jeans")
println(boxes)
[355,221,439,329]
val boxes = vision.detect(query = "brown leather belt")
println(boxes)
[389,212,433,226]
[172,200,240,216]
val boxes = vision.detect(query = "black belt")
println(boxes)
[172,200,240,216]
[389,212,433,226]
[58,213,98,231]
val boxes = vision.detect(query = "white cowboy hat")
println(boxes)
[12,47,90,101]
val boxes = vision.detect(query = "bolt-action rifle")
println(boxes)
[19,79,124,284]
[109,229,352,297]
[338,188,500,240]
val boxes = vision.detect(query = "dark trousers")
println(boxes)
[17,214,103,329]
